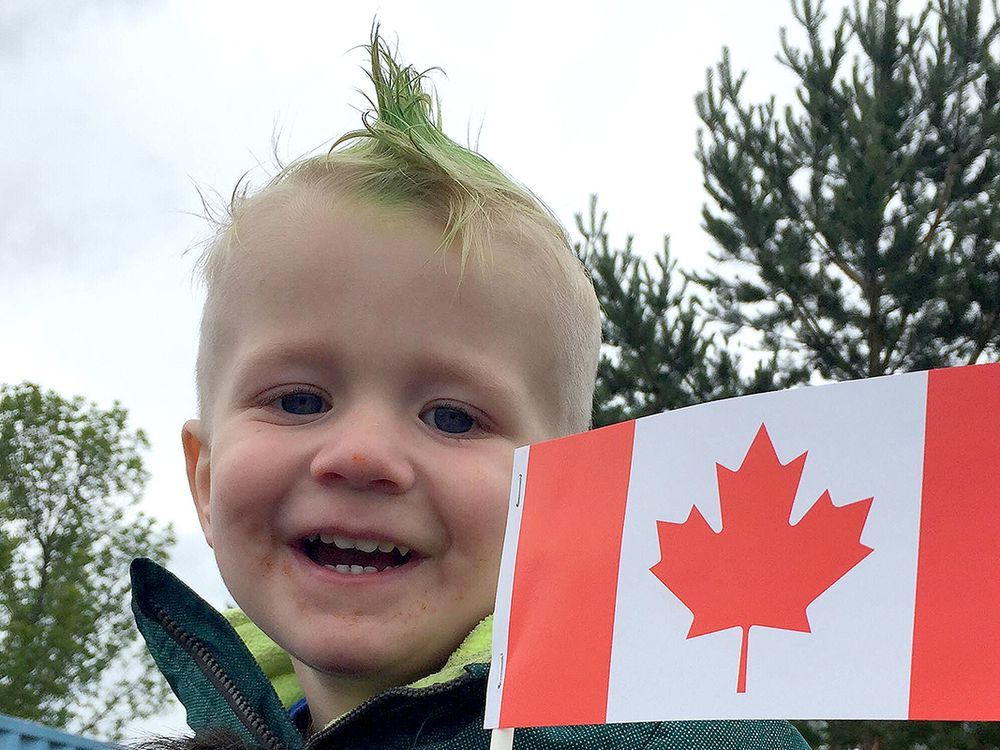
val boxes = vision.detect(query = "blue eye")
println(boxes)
[424,405,476,434]
[278,392,327,415]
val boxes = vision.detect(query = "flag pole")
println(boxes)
[490,727,514,750]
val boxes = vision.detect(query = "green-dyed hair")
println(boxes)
[194,30,601,434]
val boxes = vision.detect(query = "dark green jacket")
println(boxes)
[131,559,810,750]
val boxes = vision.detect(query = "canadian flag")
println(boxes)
[485,363,1000,728]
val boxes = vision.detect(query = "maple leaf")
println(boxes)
[649,423,874,693]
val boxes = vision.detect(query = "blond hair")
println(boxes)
[194,31,600,434]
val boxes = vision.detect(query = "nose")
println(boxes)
[308,406,416,495]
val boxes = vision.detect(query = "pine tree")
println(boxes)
[584,1,997,746]
[692,0,999,747]
[695,0,999,382]
[574,197,799,428]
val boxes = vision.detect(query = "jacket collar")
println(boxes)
[130,558,304,750]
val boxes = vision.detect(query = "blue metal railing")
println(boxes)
[0,714,117,750]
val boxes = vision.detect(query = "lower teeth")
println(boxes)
[325,563,392,575]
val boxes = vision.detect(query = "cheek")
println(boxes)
[207,433,296,548]
[447,458,512,569]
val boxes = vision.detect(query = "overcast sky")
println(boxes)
[1,0,876,737]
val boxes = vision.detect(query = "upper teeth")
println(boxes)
[311,534,410,557]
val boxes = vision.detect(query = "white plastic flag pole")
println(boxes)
[489,470,520,750]
[490,728,514,750]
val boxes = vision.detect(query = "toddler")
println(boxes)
[131,33,809,750]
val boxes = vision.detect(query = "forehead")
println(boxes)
[218,191,536,320]
[204,187,570,429]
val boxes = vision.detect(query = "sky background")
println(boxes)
[0,0,893,737]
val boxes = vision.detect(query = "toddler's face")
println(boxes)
[183,192,563,703]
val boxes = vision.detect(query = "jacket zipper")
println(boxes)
[303,673,477,750]
[148,600,288,750]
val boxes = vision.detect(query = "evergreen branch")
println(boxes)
[920,144,960,248]
[781,285,861,377]
[865,278,885,375]
[966,309,999,363]
[878,296,918,371]
[804,215,868,288]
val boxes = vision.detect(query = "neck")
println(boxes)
[291,660,403,732]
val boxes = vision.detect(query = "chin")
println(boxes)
[290,635,441,685]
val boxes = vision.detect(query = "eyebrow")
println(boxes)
[411,353,523,403]
[228,342,524,405]
[227,343,333,392]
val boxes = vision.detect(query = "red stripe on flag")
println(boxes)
[499,421,635,727]
[910,363,1000,720]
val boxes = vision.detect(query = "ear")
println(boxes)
[182,419,214,548]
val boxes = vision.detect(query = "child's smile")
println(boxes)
[182,188,566,723]
[298,532,413,574]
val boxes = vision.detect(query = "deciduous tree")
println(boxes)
[0,382,174,740]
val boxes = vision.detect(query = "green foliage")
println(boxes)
[575,197,804,427]
[0,382,174,741]
[696,0,1000,380]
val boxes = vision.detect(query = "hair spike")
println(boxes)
[318,25,557,271]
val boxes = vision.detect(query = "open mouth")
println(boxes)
[301,533,414,575]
